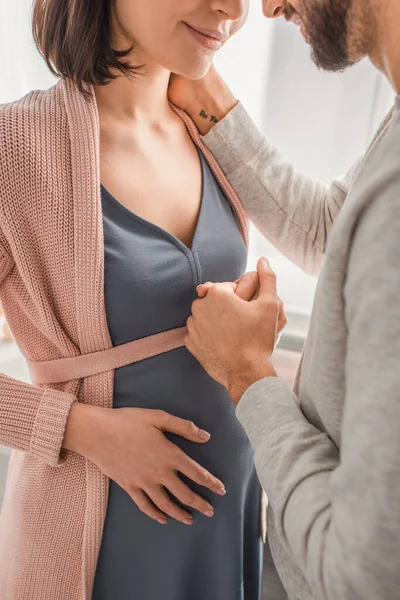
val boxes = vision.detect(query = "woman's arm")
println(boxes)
[0,372,76,466]
[0,239,77,466]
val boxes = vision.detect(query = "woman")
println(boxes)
[0,1,269,599]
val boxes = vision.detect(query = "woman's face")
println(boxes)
[112,0,249,79]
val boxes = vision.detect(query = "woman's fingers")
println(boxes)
[158,411,211,444]
[196,281,214,298]
[165,476,215,518]
[197,281,237,298]
[129,488,168,524]
[145,486,194,525]
[235,271,259,301]
[176,449,226,496]
[197,273,260,301]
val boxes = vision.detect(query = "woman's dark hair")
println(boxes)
[32,0,138,93]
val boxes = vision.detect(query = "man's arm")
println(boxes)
[236,191,400,599]
[204,102,361,275]
[170,69,392,275]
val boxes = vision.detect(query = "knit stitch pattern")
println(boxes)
[0,79,249,600]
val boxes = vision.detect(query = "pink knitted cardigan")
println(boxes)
[0,78,249,600]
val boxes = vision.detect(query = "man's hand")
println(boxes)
[169,66,237,135]
[197,270,287,346]
[185,258,284,405]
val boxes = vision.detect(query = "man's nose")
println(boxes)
[262,0,285,18]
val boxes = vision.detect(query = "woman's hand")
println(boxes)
[197,269,287,344]
[169,66,237,135]
[63,404,225,525]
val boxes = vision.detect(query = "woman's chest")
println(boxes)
[100,127,204,250]
[101,157,247,345]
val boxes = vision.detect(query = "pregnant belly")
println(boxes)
[112,346,255,494]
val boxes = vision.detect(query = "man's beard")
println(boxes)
[288,0,361,72]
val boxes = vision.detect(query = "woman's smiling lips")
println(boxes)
[183,23,229,51]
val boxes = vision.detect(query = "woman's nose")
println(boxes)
[262,0,286,18]
[212,0,247,22]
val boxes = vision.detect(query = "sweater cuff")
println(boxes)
[30,388,76,467]
[203,102,267,175]
[236,377,300,449]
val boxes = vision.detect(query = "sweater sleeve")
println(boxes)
[235,189,400,599]
[0,228,14,283]
[203,103,363,275]
[0,239,76,467]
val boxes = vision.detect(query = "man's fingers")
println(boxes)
[158,412,211,443]
[145,486,194,524]
[277,297,288,333]
[235,271,259,301]
[129,489,168,524]
[177,451,226,496]
[256,256,278,301]
[165,477,215,518]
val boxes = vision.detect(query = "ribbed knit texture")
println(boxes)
[0,79,249,600]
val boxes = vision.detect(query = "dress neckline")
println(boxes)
[100,148,206,255]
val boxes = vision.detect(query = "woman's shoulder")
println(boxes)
[0,80,64,143]
[0,81,67,181]
[0,80,69,225]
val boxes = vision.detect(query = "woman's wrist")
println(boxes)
[63,402,108,457]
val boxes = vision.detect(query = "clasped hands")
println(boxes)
[185,257,287,406]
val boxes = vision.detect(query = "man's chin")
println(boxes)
[300,23,310,44]
[308,41,355,73]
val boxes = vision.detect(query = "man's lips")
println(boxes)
[183,23,229,51]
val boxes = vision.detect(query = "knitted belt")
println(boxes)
[28,326,187,385]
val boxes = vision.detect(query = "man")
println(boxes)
[169,1,400,599]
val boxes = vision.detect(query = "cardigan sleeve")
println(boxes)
[0,234,76,467]
[0,227,14,283]
[203,103,390,276]
[0,375,76,466]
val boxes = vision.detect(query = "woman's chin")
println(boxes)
[170,57,213,81]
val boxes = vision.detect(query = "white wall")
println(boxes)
[0,0,56,103]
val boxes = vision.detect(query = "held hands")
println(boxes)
[185,258,287,405]
[197,270,287,345]
[64,404,225,525]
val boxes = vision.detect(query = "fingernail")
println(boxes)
[198,429,211,441]
[157,518,167,525]
[183,518,193,526]
[217,487,226,496]
[262,256,270,266]
[204,510,214,518]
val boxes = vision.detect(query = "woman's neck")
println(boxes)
[94,63,172,128]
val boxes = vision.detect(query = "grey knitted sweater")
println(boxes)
[204,99,399,600]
